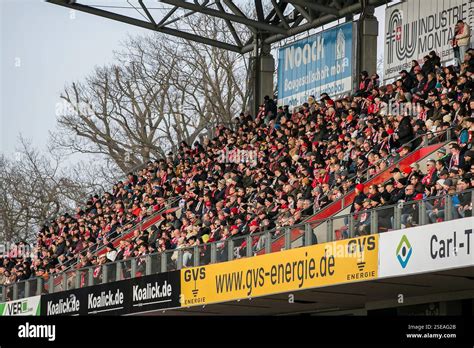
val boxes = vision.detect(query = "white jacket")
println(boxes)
[456,23,471,47]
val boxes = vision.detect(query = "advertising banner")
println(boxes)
[40,270,180,315]
[0,296,41,316]
[277,22,353,108]
[180,235,378,307]
[384,0,474,81]
[379,217,474,278]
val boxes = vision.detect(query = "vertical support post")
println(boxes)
[176,250,183,270]
[48,276,54,294]
[117,262,122,281]
[356,5,378,79]
[102,264,108,284]
[248,34,274,115]
[348,214,355,238]
[161,252,167,273]
[471,190,474,211]
[327,219,333,242]
[1,286,6,302]
[131,258,137,278]
[75,271,81,289]
[210,243,217,264]
[419,200,427,226]
[265,231,272,254]
[37,278,43,296]
[62,274,67,290]
[304,223,312,246]
[25,280,30,298]
[13,283,18,300]
[246,235,253,257]
[227,239,234,261]
[445,195,453,221]
[145,255,152,275]
[370,209,378,234]
[193,246,200,267]
[394,204,402,230]
[284,227,291,250]
[88,268,94,287]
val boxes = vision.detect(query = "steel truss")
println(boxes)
[46,0,388,54]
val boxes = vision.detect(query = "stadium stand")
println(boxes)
[1,48,474,298]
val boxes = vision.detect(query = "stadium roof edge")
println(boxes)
[45,0,391,54]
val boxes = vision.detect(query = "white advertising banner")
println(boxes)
[384,0,474,81]
[0,295,41,316]
[379,217,474,278]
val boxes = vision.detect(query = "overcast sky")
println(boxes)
[0,0,387,157]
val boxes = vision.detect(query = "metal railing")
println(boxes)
[3,188,472,302]
[60,195,182,274]
[0,126,458,301]
[265,126,454,249]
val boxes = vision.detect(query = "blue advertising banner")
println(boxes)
[277,22,353,108]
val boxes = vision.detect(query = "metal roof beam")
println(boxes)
[157,6,179,27]
[139,0,156,25]
[222,0,256,34]
[254,0,264,22]
[159,0,288,34]
[286,0,340,16]
[241,0,384,53]
[46,0,242,52]
[270,0,290,30]
[291,4,312,22]
[215,0,243,47]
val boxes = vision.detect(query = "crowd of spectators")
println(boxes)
[1,48,474,288]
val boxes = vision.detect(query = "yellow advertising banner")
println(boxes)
[180,235,378,307]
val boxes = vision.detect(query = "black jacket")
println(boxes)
[397,116,414,146]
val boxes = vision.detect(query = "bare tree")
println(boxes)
[0,137,100,243]
[51,13,251,174]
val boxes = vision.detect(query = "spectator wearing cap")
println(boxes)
[463,150,474,172]
[351,184,366,214]
[435,147,448,162]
